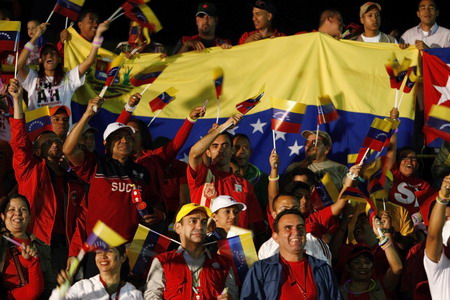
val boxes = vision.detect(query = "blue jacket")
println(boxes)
[240,253,342,300]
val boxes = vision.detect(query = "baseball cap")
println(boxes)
[39,43,60,57]
[301,130,332,146]
[196,2,218,17]
[103,122,135,141]
[360,2,381,18]
[176,203,212,223]
[211,195,247,213]
[253,0,277,14]
[346,244,374,263]
[49,105,71,117]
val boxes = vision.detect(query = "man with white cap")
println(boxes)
[351,2,397,43]
[145,203,237,300]
[174,2,232,54]
[287,130,348,190]
[63,97,164,277]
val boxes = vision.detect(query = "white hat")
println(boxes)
[103,122,135,141]
[211,195,247,213]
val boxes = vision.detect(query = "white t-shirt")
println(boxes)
[258,233,332,266]
[361,34,381,43]
[49,274,143,300]
[20,66,85,113]
[424,250,450,299]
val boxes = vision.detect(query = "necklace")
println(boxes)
[343,279,376,295]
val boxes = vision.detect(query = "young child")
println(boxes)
[26,20,46,65]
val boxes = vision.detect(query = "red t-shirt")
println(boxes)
[187,163,263,228]
[238,29,286,45]
[279,256,317,300]
[389,169,431,215]
[267,205,337,238]
[52,175,66,236]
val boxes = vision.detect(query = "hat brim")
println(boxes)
[176,205,212,223]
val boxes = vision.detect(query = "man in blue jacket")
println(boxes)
[241,209,341,299]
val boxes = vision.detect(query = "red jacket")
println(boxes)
[157,250,231,299]
[10,118,87,245]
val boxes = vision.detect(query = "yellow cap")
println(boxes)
[175,203,212,223]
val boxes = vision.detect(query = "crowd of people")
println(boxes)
[1,0,450,299]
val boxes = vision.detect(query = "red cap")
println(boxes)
[49,105,71,117]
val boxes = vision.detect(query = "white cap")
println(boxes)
[103,122,135,141]
[211,195,247,213]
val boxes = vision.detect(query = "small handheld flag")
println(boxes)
[212,67,223,99]
[131,184,149,217]
[424,104,450,142]
[317,96,339,124]
[121,0,162,33]
[235,84,265,115]
[83,220,127,252]
[311,172,339,210]
[0,20,21,52]
[362,117,393,152]
[403,66,418,94]
[105,54,126,87]
[271,97,307,133]
[385,55,411,90]
[149,87,177,112]
[128,225,173,278]
[53,0,86,21]
[25,106,53,141]
[218,233,258,285]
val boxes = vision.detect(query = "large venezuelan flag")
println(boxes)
[65,28,419,174]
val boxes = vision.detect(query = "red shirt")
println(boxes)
[279,256,317,300]
[389,169,431,215]
[238,29,286,45]
[267,206,337,238]
[187,163,264,228]
[52,176,66,236]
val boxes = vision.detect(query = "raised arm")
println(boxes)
[188,114,241,171]
[426,175,450,263]
[332,164,362,216]
[78,20,110,76]
[9,79,24,119]
[17,23,48,80]
[268,149,279,215]
[63,97,104,166]
[373,212,403,292]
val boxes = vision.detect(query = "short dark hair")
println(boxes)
[273,209,304,232]
[78,10,99,23]
[272,192,297,212]
[0,194,31,214]
[127,118,153,150]
[418,0,438,10]
[282,180,311,195]
[232,133,251,145]
[319,9,341,27]
[219,131,233,144]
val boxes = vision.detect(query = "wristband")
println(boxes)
[92,36,104,48]
[382,227,395,234]
[268,175,279,181]
[436,196,450,205]
[381,240,392,250]
[124,103,136,112]
[24,42,35,52]
[378,236,389,247]
[187,115,197,123]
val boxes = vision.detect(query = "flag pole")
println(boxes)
[398,92,405,109]
[107,7,123,21]
[14,51,18,79]
[394,89,399,109]
[358,148,370,166]
[147,110,162,127]
[382,198,386,211]
[57,248,85,297]
[45,10,55,23]
[272,130,276,151]
[65,17,68,29]
[149,228,181,245]
[110,12,124,22]
[216,98,220,123]
[141,83,151,95]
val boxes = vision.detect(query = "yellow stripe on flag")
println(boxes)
[322,172,339,202]
[0,20,21,32]
[239,233,258,269]
[141,4,162,33]
[128,224,149,270]
[70,0,85,6]
[92,220,127,248]
[371,117,393,133]
[271,97,307,114]
[25,106,50,123]
[165,87,178,98]
[212,67,223,80]
[429,104,450,121]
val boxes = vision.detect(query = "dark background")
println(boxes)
[2,0,450,49]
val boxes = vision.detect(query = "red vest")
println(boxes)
[157,250,231,299]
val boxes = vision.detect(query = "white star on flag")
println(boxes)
[274,130,286,141]
[227,126,239,135]
[288,141,303,156]
[180,152,189,163]
[250,118,267,134]
[433,75,450,105]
